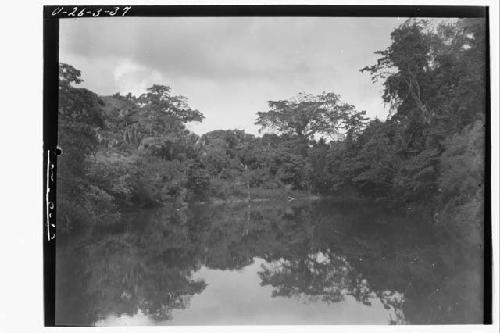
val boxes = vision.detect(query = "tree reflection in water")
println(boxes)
[259,251,406,324]
[56,199,483,325]
[56,207,207,325]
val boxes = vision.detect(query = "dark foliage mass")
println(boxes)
[57,17,485,269]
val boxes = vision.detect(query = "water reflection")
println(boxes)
[55,199,483,325]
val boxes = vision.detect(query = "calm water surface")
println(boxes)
[55,199,483,325]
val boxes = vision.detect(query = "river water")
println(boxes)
[55,199,483,325]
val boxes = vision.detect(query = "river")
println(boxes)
[55,199,483,325]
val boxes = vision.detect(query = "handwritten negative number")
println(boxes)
[50,6,132,17]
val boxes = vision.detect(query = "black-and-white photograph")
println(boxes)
[47,6,490,327]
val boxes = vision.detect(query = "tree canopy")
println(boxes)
[256,92,367,141]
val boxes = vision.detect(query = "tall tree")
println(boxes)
[256,92,367,141]
[57,63,118,231]
[137,84,204,137]
[361,18,486,145]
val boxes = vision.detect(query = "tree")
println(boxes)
[358,18,486,209]
[58,63,104,161]
[361,19,433,125]
[256,92,367,141]
[361,18,486,142]
[57,63,119,231]
[137,84,204,137]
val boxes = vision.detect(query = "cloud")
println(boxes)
[112,59,167,95]
[60,17,402,134]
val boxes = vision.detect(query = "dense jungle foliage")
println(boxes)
[56,17,486,255]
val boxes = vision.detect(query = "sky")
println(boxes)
[60,17,404,136]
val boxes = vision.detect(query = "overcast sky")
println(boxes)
[60,17,404,135]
